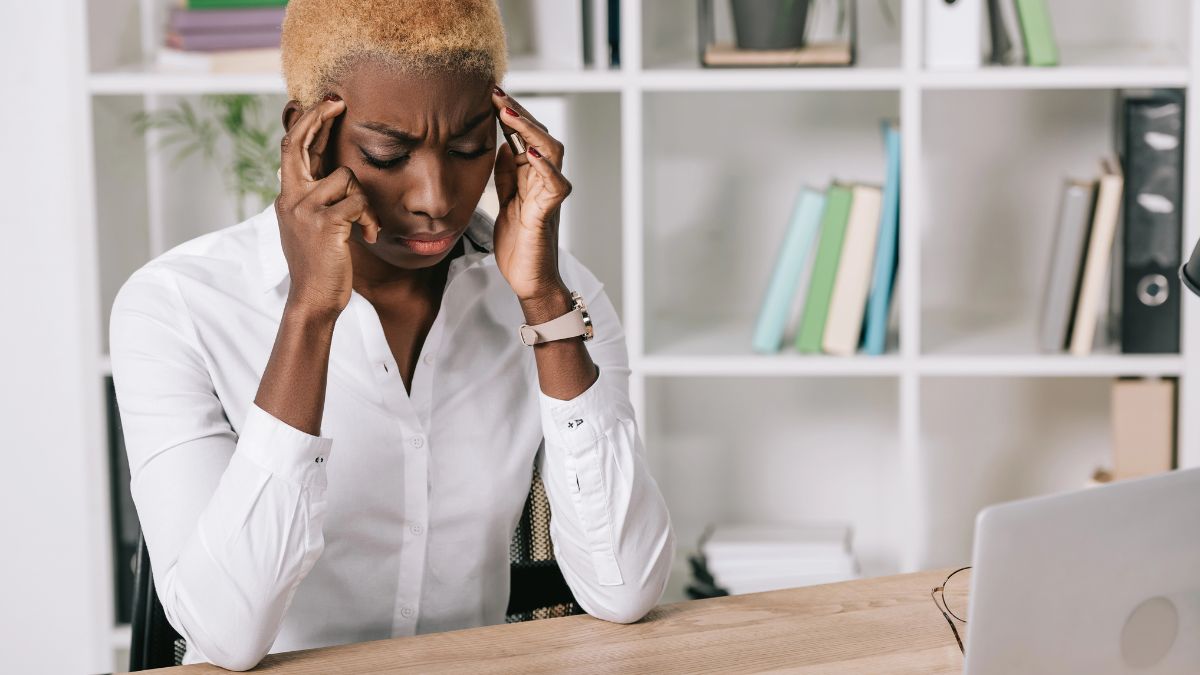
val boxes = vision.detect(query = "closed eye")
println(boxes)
[450,146,494,160]
[359,149,408,169]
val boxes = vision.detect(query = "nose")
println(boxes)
[400,151,454,224]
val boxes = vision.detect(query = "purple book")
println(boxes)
[166,29,281,51]
[168,7,285,33]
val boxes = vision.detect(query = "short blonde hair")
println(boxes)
[281,0,509,109]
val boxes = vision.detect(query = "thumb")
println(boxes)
[493,143,518,205]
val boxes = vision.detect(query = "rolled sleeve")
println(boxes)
[235,401,334,488]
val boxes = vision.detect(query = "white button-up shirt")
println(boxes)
[109,204,675,670]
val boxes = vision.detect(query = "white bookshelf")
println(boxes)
[80,0,1200,672]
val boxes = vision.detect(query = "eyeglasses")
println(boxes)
[931,565,972,655]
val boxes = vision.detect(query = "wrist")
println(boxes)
[283,297,341,329]
[518,282,573,325]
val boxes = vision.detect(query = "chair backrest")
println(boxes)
[128,464,580,671]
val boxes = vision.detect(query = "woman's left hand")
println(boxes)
[490,86,573,303]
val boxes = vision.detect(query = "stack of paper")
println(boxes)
[701,523,860,595]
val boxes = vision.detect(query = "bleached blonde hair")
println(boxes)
[281,0,509,108]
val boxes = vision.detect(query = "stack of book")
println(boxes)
[157,0,287,73]
[696,523,860,596]
[751,121,900,356]
[1037,158,1124,356]
[926,0,1059,69]
[988,0,1060,67]
[1040,89,1185,356]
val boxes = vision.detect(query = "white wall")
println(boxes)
[0,1,112,673]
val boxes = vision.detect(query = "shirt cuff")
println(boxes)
[538,367,616,454]
[235,401,334,488]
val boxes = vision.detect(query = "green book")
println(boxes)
[795,184,854,353]
[187,0,288,9]
[1014,0,1059,67]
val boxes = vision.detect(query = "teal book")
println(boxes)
[795,185,854,353]
[751,188,826,353]
[861,121,901,356]
[1014,0,1059,66]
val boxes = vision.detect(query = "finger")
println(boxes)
[525,147,573,202]
[300,166,383,244]
[491,87,548,132]
[498,105,564,169]
[322,192,382,244]
[493,142,518,205]
[280,98,346,189]
[300,98,346,181]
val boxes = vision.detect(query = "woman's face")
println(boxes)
[285,59,497,271]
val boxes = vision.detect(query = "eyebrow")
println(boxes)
[356,109,493,144]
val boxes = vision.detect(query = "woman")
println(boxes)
[109,0,674,669]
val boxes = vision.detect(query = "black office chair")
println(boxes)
[129,464,582,670]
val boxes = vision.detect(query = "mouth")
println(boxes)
[390,231,459,256]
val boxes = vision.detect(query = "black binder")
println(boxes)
[1119,89,1185,354]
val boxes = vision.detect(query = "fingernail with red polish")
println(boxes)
[504,106,520,117]
[493,85,506,97]
[322,93,341,102]
[528,146,542,159]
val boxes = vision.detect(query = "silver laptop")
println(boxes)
[964,466,1200,674]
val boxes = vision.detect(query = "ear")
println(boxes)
[281,99,304,133]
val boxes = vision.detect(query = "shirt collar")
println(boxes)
[253,203,497,294]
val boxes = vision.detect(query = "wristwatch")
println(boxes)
[519,290,594,346]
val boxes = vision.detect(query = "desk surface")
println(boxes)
[135,569,964,674]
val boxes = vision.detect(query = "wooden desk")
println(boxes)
[133,569,964,674]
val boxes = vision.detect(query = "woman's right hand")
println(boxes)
[274,96,381,320]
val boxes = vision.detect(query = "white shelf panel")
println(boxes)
[920,355,1184,378]
[639,354,904,378]
[89,67,627,96]
[639,68,904,92]
[921,45,1189,90]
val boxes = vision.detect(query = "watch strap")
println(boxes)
[519,291,593,346]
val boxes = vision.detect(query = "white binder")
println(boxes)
[925,0,983,69]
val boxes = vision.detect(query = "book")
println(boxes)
[751,188,826,354]
[925,0,983,70]
[998,0,1026,65]
[699,523,860,595]
[156,46,282,73]
[166,29,281,51]
[185,0,288,8]
[823,184,883,356]
[1111,378,1176,480]
[861,121,901,356]
[796,184,854,353]
[1014,0,1059,66]
[986,0,1014,65]
[1119,90,1184,354]
[168,7,285,33]
[1069,158,1123,356]
[1038,179,1097,353]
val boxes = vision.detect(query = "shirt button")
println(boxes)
[409,435,426,449]
[400,606,415,618]
[423,352,435,365]
[410,523,424,535]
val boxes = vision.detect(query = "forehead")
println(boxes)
[338,58,491,126]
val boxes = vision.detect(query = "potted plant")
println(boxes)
[730,0,811,50]
[132,94,281,221]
